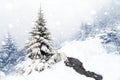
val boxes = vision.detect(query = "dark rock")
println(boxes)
[64,57,103,80]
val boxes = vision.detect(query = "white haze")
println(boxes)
[0,0,111,48]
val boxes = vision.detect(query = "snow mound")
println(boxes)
[60,38,107,61]
[3,61,94,80]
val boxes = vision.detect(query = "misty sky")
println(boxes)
[0,0,112,48]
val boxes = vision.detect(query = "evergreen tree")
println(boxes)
[17,8,60,75]
[100,28,120,54]
[25,8,53,62]
[0,33,24,74]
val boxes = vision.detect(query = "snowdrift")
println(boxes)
[60,38,120,80]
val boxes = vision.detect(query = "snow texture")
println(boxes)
[1,38,120,80]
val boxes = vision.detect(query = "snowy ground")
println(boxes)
[1,38,120,80]
[60,38,120,80]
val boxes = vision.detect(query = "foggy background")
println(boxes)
[0,0,113,48]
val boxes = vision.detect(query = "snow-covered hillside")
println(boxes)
[1,38,120,80]
[60,38,120,80]
[2,61,95,80]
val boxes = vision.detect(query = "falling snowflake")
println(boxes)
[90,10,96,15]
[55,21,61,26]
[5,2,13,11]
[104,12,108,15]
[2,41,6,45]
[8,24,14,28]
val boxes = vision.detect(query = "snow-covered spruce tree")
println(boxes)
[19,8,56,74]
[26,8,53,61]
[16,8,67,75]
[0,33,24,74]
